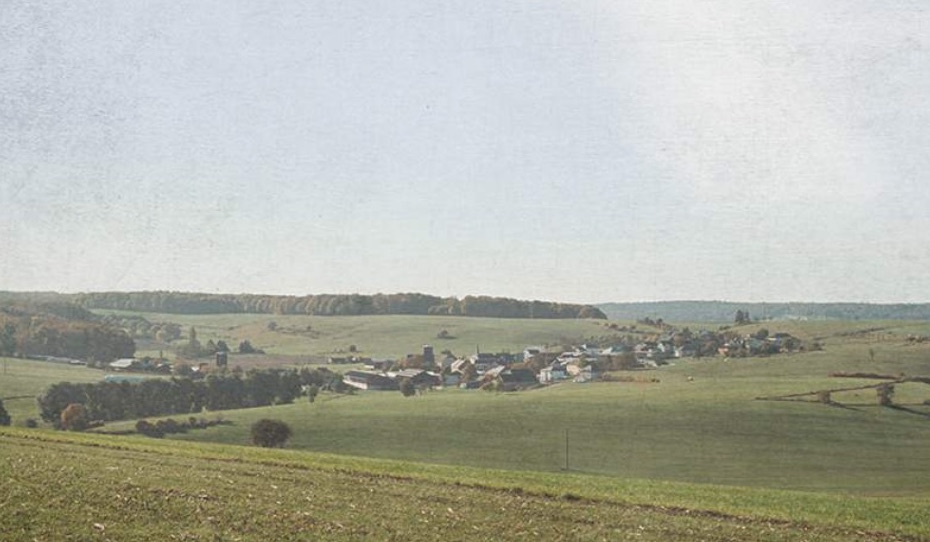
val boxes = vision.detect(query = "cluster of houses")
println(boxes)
[341,329,804,393]
[339,344,617,392]
[342,348,539,392]
[97,325,803,392]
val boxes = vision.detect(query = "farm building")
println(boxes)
[343,370,399,391]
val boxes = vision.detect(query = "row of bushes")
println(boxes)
[135,416,229,438]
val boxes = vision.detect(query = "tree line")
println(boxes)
[68,291,606,319]
[37,367,342,425]
[599,300,930,322]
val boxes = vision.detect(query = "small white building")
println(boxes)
[109,358,138,371]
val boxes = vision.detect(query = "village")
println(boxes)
[335,326,805,393]
[32,321,806,395]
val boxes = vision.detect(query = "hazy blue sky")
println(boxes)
[2,1,928,304]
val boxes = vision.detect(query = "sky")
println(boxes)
[1,0,929,304]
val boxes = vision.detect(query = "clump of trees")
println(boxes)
[99,314,182,343]
[1,323,16,356]
[237,340,264,354]
[0,309,135,362]
[734,310,752,325]
[251,419,292,448]
[37,367,333,425]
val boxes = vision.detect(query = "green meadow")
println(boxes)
[4,316,930,539]
[147,352,930,495]
[3,428,929,541]
[96,310,608,359]
[0,358,104,422]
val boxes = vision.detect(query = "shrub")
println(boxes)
[60,403,88,431]
[135,420,164,438]
[25,418,38,428]
[481,378,503,393]
[399,378,416,397]
[156,418,184,434]
[877,384,895,406]
[250,419,292,448]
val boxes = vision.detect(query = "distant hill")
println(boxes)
[597,301,930,322]
[0,291,606,320]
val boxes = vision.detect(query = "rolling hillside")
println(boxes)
[2,429,928,541]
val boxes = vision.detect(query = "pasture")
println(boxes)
[5,316,930,540]
[95,309,611,359]
[2,428,929,541]
[0,357,104,422]
[97,326,930,496]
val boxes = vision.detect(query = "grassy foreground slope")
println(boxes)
[2,428,929,541]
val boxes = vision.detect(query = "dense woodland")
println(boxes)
[0,303,135,362]
[0,291,606,319]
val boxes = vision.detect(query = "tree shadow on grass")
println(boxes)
[887,404,930,419]
[823,401,862,412]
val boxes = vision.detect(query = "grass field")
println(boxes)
[3,428,929,541]
[5,316,930,539]
[0,358,106,422]
[75,327,930,496]
[96,309,614,359]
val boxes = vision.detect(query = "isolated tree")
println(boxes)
[0,398,11,426]
[250,419,292,448]
[306,384,320,403]
[398,378,416,397]
[877,384,895,406]
[60,403,88,431]
[238,340,256,354]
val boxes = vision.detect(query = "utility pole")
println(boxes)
[564,428,570,471]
